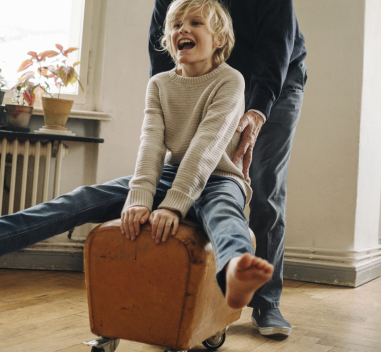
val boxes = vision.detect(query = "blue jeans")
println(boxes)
[0,166,253,294]
[248,62,307,309]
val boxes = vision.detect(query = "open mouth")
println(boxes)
[178,39,195,50]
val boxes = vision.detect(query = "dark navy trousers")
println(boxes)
[248,62,307,309]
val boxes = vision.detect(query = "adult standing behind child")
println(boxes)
[149,0,307,337]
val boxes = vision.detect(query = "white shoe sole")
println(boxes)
[251,317,292,337]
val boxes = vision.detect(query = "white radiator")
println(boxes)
[0,138,68,216]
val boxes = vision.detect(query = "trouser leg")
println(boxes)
[0,176,133,257]
[248,63,307,309]
[0,166,179,257]
[188,176,254,295]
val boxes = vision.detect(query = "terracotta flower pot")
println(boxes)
[42,97,74,130]
[5,104,33,128]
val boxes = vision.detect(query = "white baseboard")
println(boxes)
[284,245,381,287]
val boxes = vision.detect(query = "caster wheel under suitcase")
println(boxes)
[202,331,226,350]
[84,337,120,352]
[91,348,103,352]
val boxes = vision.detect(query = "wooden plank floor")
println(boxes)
[0,269,380,352]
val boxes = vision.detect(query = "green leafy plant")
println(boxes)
[11,44,84,106]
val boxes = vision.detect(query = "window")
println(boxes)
[0,0,102,109]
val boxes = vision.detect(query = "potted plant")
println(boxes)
[15,44,83,131]
[4,81,35,129]
[0,68,6,105]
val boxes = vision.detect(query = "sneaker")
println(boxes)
[251,308,292,337]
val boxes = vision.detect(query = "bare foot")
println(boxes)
[225,253,274,309]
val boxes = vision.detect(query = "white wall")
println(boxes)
[287,0,365,250]
[283,0,381,286]
[97,0,155,184]
[354,0,381,250]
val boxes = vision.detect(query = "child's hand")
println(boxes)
[149,209,180,244]
[121,206,150,241]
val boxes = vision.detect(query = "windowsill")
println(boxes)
[32,108,112,121]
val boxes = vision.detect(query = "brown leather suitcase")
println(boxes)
[84,218,255,351]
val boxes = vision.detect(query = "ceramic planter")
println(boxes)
[42,97,74,130]
[5,104,33,128]
[0,91,5,105]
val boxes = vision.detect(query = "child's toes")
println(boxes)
[256,258,271,270]
[260,262,274,274]
[237,253,253,270]
[252,257,265,268]
[255,259,266,269]
[265,263,274,274]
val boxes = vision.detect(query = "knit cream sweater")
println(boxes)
[125,63,252,219]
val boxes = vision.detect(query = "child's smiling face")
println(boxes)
[171,8,220,69]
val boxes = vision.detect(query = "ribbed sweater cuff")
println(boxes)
[158,189,194,220]
[125,189,154,212]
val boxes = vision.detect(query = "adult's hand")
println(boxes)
[232,111,264,179]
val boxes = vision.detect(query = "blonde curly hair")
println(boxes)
[160,0,235,66]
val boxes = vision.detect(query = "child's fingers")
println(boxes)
[162,220,172,242]
[128,210,136,241]
[133,214,141,237]
[155,218,166,244]
[172,217,179,236]
[141,210,149,224]
[120,212,125,235]
[151,214,158,239]
[123,212,130,240]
